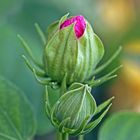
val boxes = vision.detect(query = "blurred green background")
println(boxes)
[0,0,140,140]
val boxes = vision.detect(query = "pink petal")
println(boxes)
[60,15,86,39]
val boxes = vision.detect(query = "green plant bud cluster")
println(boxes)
[19,13,122,137]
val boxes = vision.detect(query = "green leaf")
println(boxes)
[0,76,36,140]
[99,111,140,140]
[0,23,54,135]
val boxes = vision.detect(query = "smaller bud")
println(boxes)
[51,83,97,131]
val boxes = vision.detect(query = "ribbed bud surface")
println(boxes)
[43,14,104,84]
[52,83,97,129]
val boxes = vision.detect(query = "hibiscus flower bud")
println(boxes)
[51,83,97,130]
[43,14,104,84]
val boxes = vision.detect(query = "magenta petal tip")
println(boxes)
[60,15,86,39]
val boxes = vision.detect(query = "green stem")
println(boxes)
[57,131,62,140]
[78,135,84,140]
[61,133,69,140]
